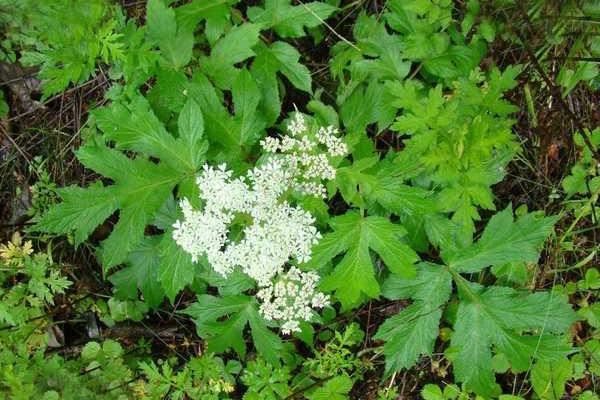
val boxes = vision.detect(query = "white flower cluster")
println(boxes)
[260,113,348,198]
[257,267,329,335]
[172,162,320,287]
[173,113,346,333]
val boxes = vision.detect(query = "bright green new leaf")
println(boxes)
[531,358,572,400]
[248,0,337,38]
[307,212,418,309]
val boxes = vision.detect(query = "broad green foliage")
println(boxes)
[147,0,194,69]
[9,0,591,398]
[0,233,70,344]
[307,211,418,309]
[389,67,521,243]
[29,0,329,316]
[241,358,292,400]
[183,294,286,363]
[375,207,575,396]
[137,354,240,399]
[34,96,204,303]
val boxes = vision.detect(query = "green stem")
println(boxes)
[448,267,479,303]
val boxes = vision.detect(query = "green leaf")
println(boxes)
[251,41,313,125]
[108,297,149,322]
[306,374,353,400]
[109,236,166,308]
[146,0,194,68]
[370,171,437,217]
[232,69,266,146]
[146,67,188,119]
[248,0,337,38]
[182,294,285,363]
[340,80,396,135]
[421,384,444,400]
[177,98,208,169]
[307,212,418,309]
[175,0,238,44]
[187,73,237,151]
[578,303,600,328]
[531,358,572,400]
[334,156,379,206]
[94,96,205,172]
[35,135,180,272]
[443,206,558,273]
[375,263,452,373]
[332,14,410,84]
[200,23,261,89]
[33,182,118,245]
[451,280,575,396]
[158,234,195,303]
[267,41,312,93]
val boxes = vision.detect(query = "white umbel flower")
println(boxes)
[172,162,320,286]
[287,113,307,136]
[259,113,348,198]
[257,267,329,334]
[172,112,344,333]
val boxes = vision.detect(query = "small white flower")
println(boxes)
[257,267,329,334]
[287,113,306,136]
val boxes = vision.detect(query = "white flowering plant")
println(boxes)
[26,0,582,397]
[174,113,343,335]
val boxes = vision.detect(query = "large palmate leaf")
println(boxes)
[374,208,576,397]
[306,212,418,309]
[251,41,313,125]
[34,97,207,300]
[146,0,194,69]
[442,206,558,273]
[200,23,261,89]
[182,294,286,363]
[451,280,575,397]
[374,263,452,373]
